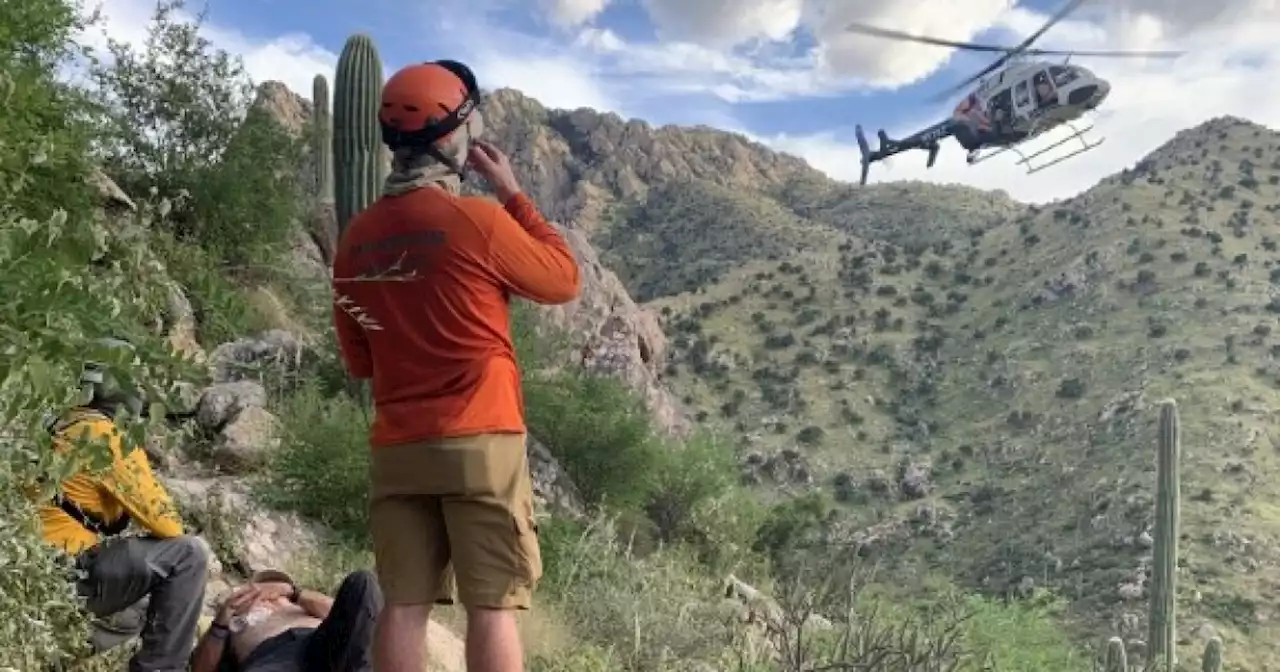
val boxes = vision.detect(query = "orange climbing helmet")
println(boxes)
[379,59,480,151]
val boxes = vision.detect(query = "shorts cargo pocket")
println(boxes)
[512,513,542,584]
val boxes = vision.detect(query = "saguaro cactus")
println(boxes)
[1148,399,1181,671]
[1201,636,1223,672]
[311,74,333,202]
[333,33,383,237]
[1104,637,1128,672]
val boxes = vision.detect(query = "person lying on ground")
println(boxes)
[190,569,384,672]
[34,337,209,672]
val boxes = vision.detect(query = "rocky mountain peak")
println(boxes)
[253,80,310,136]
[478,87,827,229]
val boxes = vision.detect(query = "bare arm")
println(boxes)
[296,588,335,620]
[189,625,230,672]
[191,587,255,672]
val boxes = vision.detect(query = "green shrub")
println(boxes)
[152,232,268,346]
[87,0,303,270]
[0,0,187,666]
[524,369,665,511]
[646,431,736,539]
[264,382,371,543]
[752,490,836,573]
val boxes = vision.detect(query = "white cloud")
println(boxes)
[641,0,804,46]
[759,7,1280,203]
[78,0,336,99]
[541,0,614,27]
[473,53,621,112]
[621,0,1022,89]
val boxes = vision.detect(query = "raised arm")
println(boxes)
[465,140,581,305]
[481,194,581,305]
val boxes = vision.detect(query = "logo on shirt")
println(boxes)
[334,294,383,331]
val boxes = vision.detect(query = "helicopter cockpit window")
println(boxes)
[1050,65,1077,86]
[1014,81,1030,107]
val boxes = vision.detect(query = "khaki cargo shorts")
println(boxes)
[369,432,541,610]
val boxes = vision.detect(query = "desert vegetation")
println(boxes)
[4,0,1280,669]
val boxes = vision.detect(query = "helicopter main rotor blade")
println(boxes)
[1011,0,1091,57]
[1023,47,1184,58]
[842,23,1019,54]
[932,0,1098,102]
[843,20,1183,60]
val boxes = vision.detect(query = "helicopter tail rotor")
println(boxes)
[855,125,873,185]
[855,124,947,185]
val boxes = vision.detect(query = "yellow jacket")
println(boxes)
[37,408,184,555]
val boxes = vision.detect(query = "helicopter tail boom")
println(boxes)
[855,121,951,185]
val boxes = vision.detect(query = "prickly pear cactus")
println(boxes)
[311,74,333,202]
[1148,400,1181,671]
[1201,636,1223,672]
[332,33,383,237]
[1104,637,1128,672]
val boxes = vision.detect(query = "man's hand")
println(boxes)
[466,140,522,203]
[214,581,294,625]
[214,586,257,626]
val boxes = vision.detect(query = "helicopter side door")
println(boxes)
[1013,79,1033,119]
[1033,68,1059,108]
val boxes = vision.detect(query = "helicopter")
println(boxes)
[848,0,1184,185]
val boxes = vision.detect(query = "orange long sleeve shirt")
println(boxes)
[332,189,581,447]
[38,408,185,555]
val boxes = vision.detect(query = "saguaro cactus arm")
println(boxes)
[311,73,333,201]
[332,33,383,237]
[1147,399,1181,671]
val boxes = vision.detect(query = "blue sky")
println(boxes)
[87,0,1279,203]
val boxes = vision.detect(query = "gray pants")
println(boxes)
[75,535,209,672]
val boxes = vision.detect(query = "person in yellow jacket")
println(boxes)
[36,338,209,672]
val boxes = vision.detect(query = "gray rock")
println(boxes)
[196,380,267,432]
[213,406,280,472]
[209,329,304,384]
[527,434,584,518]
[531,225,689,436]
[165,476,322,578]
[899,462,932,500]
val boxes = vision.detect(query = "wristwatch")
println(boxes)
[208,622,230,640]
[288,583,302,603]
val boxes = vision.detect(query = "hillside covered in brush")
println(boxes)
[480,92,1280,670]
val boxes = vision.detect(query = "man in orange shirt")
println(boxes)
[331,59,581,672]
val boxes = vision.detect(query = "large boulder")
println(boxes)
[532,224,689,436]
[208,329,305,384]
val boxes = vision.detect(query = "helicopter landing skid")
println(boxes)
[1014,122,1103,173]
[966,121,1103,171]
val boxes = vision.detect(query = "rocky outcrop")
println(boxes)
[533,223,689,435]
[528,435,584,517]
[208,329,305,384]
[88,170,207,364]
[479,88,820,229]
